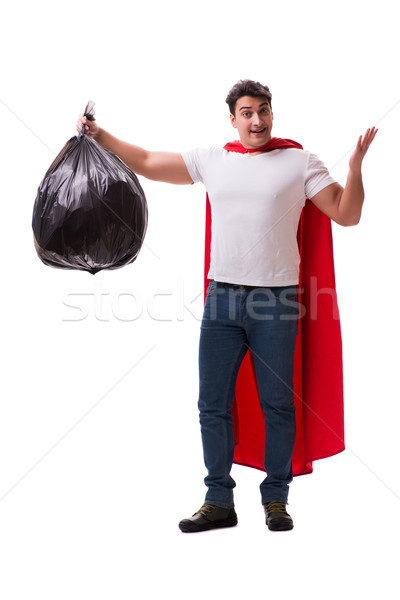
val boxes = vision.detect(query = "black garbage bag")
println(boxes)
[32,102,148,274]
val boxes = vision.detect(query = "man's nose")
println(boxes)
[251,113,262,126]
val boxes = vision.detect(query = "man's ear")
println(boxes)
[230,113,237,129]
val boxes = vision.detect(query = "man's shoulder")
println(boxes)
[267,147,309,163]
[182,146,225,159]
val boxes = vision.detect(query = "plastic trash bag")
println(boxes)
[32,102,148,274]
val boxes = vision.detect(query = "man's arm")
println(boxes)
[78,115,193,185]
[310,127,378,226]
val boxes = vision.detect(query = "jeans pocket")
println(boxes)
[271,286,299,303]
[207,280,218,297]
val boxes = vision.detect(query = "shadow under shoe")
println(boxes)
[179,504,238,533]
[263,501,294,531]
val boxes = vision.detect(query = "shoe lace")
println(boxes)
[265,501,287,514]
[195,504,216,517]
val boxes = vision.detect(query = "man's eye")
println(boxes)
[243,112,250,117]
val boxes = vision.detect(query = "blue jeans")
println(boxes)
[198,280,300,508]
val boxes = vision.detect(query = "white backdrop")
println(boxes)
[1,0,399,598]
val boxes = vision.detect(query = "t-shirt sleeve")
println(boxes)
[304,152,337,199]
[181,148,209,184]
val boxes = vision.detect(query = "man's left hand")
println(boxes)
[349,126,378,172]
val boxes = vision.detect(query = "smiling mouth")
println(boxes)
[250,128,266,134]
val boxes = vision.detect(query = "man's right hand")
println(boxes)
[76,114,99,138]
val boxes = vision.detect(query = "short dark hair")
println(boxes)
[226,79,272,115]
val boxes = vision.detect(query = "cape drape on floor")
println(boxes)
[203,138,345,475]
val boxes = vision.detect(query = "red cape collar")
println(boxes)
[224,137,303,153]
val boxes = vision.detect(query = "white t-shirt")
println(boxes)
[182,147,336,286]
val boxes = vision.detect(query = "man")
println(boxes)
[78,80,377,533]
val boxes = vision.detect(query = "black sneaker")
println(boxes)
[179,504,238,533]
[263,501,294,531]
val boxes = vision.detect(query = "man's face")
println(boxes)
[230,96,273,149]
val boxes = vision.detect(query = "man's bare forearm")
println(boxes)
[91,127,192,184]
[338,167,364,226]
[93,128,150,176]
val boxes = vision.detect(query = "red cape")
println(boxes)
[204,138,345,475]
